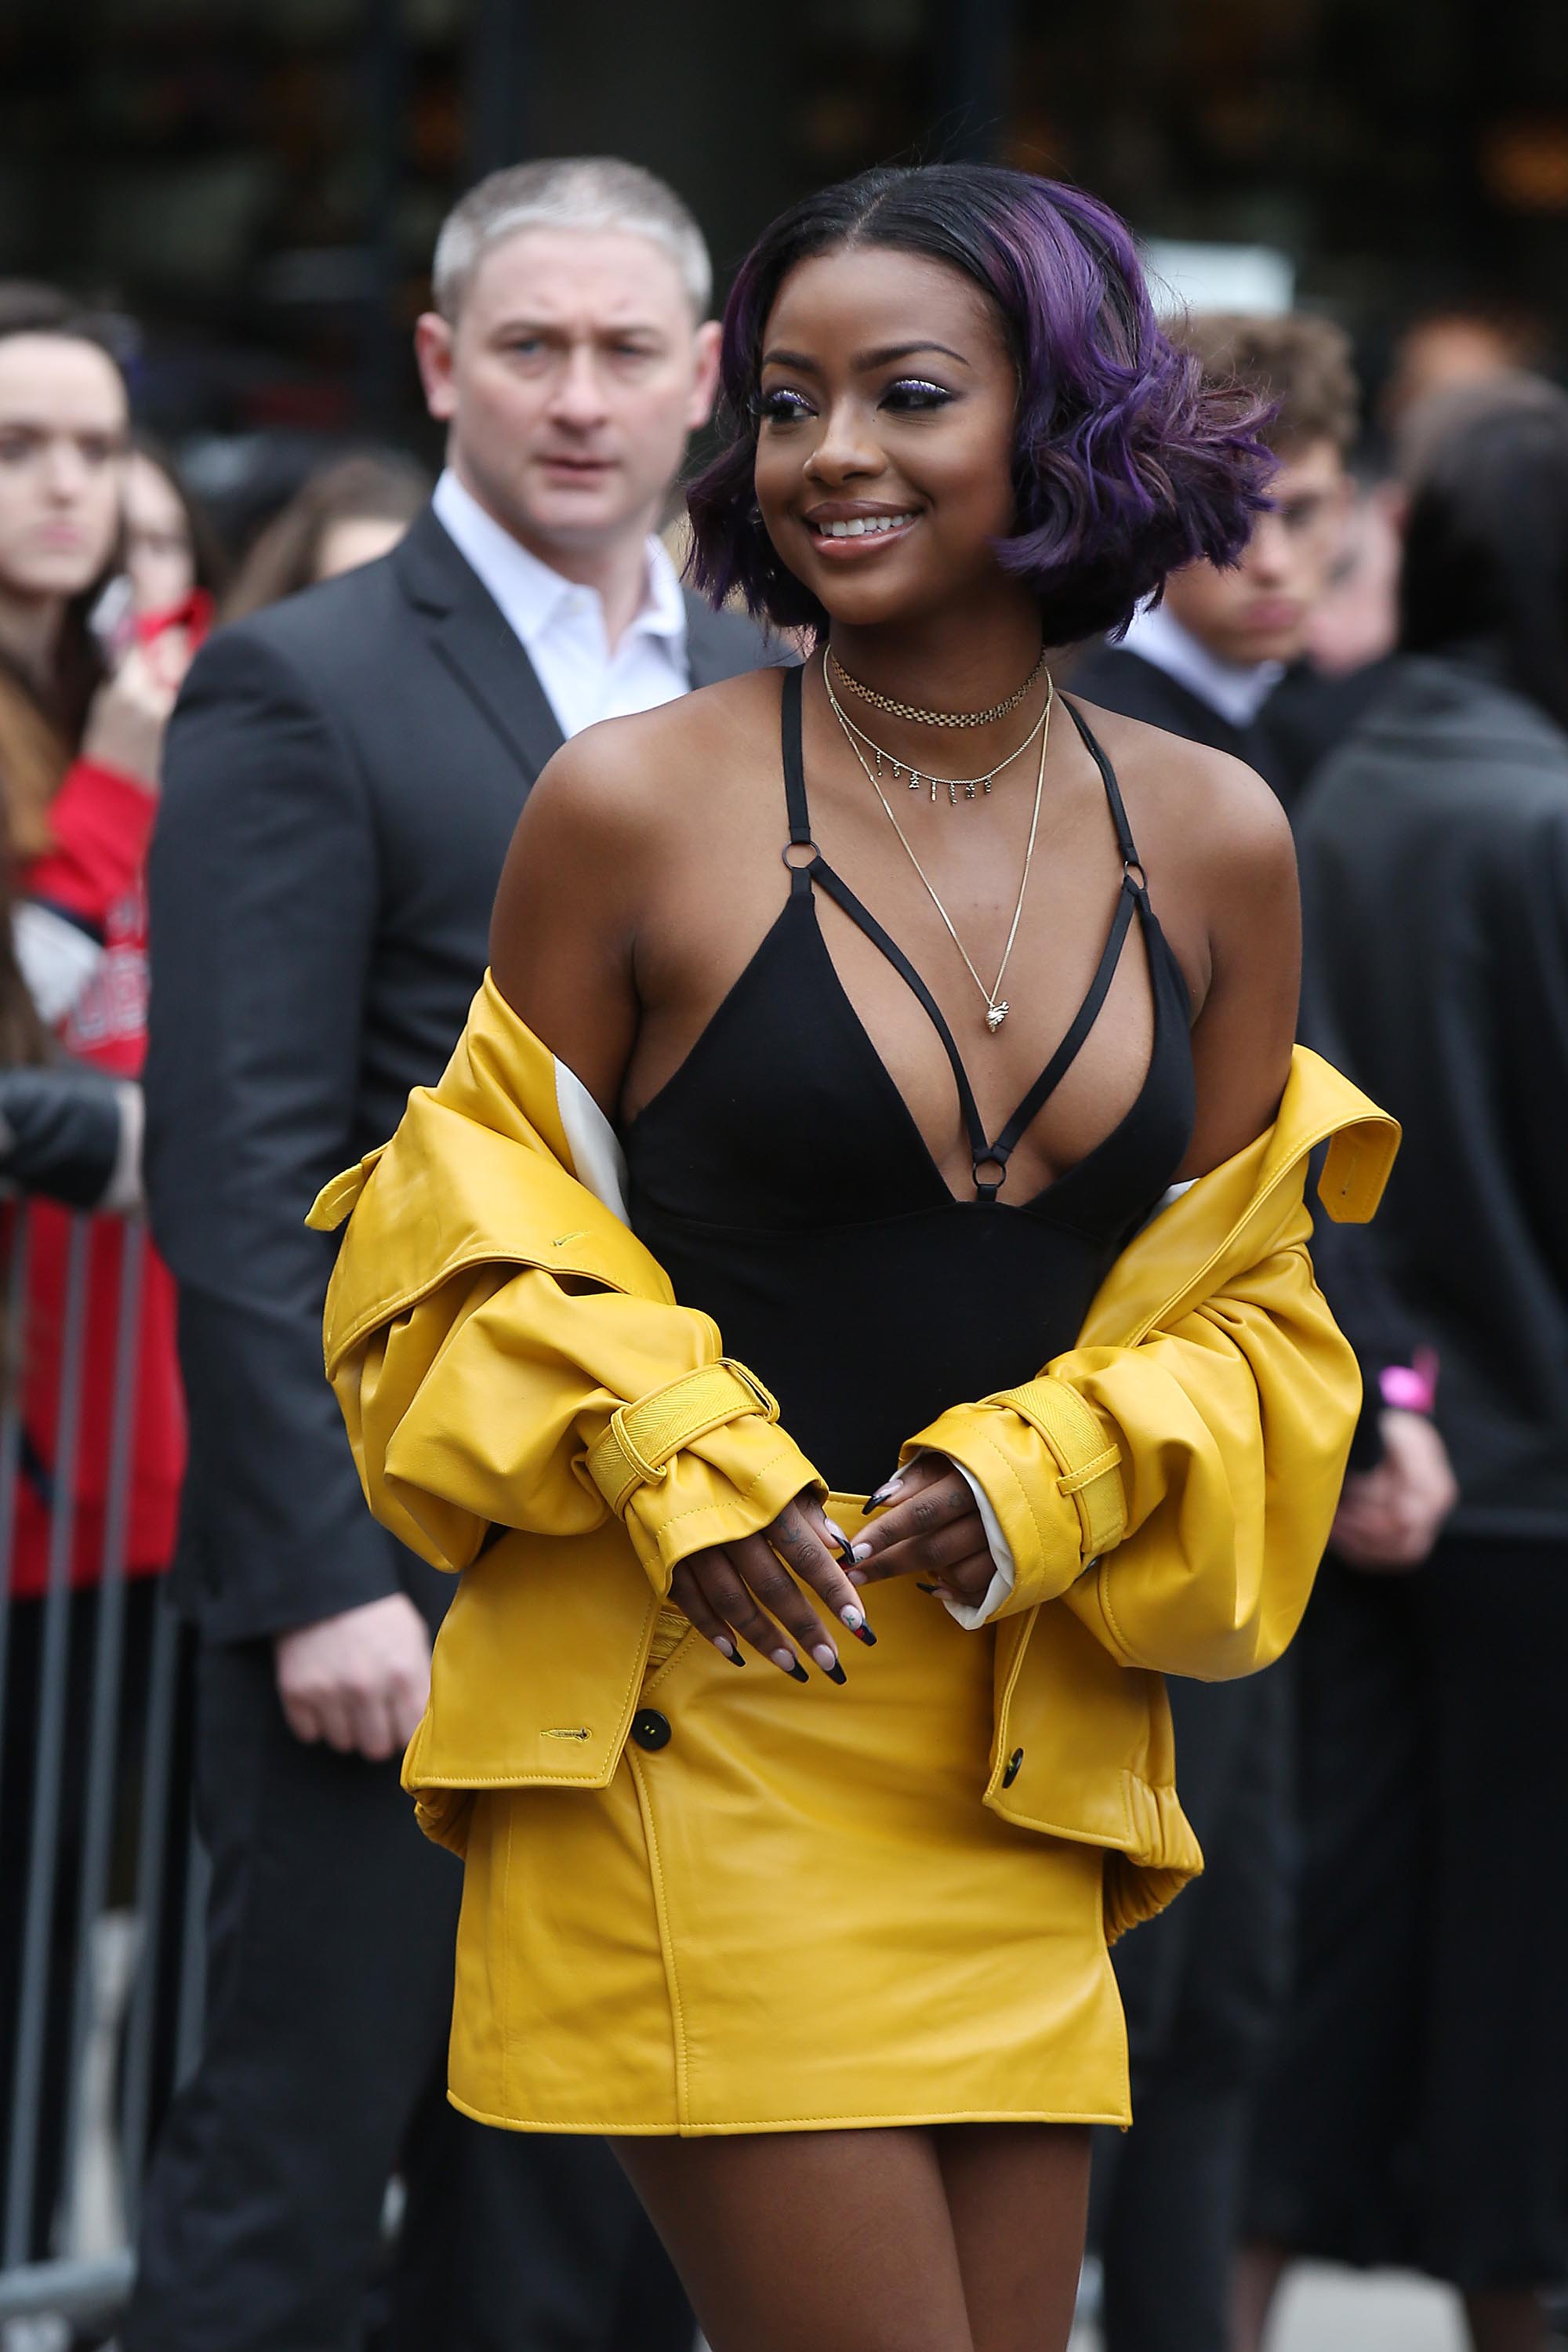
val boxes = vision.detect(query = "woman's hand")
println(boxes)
[670,1490,875,1682]
[81,627,193,792]
[844,1452,1000,1609]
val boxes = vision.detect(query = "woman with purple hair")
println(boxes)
[312,165,1395,2350]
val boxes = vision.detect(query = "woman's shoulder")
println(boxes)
[1067,696,1294,882]
[521,666,789,844]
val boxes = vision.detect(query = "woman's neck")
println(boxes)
[824,595,1056,775]
[0,585,64,696]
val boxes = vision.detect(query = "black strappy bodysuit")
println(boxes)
[623,667,1196,1494]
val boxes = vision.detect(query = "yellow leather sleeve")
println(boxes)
[332,1261,823,1595]
[909,1196,1359,1679]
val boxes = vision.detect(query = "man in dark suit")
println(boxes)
[129,158,774,2352]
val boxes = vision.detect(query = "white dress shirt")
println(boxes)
[1117,598,1283,729]
[430,467,689,739]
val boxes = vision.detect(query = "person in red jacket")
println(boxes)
[0,283,191,1599]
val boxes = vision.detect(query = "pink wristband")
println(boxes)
[1380,1351,1438,1416]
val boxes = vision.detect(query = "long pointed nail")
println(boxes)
[813,1646,848,1684]
[867,1475,904,1508]
[773,1650,809,1682]
[916,1581,938,1595]
[850,1541,873,1564]
[839,1602,877,1646]
[825,1519,850,1551]
[717,1639,746,1665]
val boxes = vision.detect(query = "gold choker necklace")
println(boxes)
[824,666,1051,806]
[828,641,1049,730]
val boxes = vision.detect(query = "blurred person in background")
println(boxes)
[1073,313,1455,2352]
[1238,378,1568,2352]
[122,433,226,633]
[1283,303,1553,739]
[0,282,191,1610]
[1072,313,1365,811]
[132,157,773,2352]
[1379,302,1550,432]
[0,281,195,2266]
[221,448,431,619]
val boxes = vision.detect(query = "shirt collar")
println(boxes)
[431,466,685,652]
[1118,598,1284,730]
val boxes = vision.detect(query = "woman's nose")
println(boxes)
[804,401,883,484]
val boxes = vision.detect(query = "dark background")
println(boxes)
[6,0,1565,508]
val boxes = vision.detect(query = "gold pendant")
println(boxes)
[985,1002,1008,1033]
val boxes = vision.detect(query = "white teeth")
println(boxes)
[816,513,916,539]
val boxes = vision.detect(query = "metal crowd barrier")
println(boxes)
[0,1206,203,2338]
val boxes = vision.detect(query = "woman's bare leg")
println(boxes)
[1232,2238,1293,2350]
[613,2128,974,2352]
[1463,2288,1551,2352]
[936,2122,1091,2352]
[614,2122,1088,2352]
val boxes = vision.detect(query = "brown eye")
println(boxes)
[755,387,813,426]
[881,379,953,412]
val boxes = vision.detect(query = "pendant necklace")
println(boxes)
[826,670,1055,1035]
[823,670,1051,805]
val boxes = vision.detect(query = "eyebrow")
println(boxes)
[760,340,971,374]
[489,316,668,341]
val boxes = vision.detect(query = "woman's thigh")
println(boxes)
[613,2120,1087,2352]
[938,2122,1091,2352]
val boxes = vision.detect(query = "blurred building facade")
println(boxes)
[4,0,1566,510]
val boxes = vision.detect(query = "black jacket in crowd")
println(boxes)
[144,506,774,1645]
[1299,650,1568,1536]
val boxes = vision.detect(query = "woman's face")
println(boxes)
[752,244,1019,631]
[124,450,196,615]
[0,335,127,604]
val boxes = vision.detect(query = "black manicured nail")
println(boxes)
[820,1659,848,1685]
[786,1660,810,1683]
[725,1645,746,1666]
[851,1622,877,1646]
[916,1581,938,1595]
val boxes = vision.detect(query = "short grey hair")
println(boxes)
[432,157,713,322]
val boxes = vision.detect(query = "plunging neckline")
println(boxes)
[625,667,1192,1211]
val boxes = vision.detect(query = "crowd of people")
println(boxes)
[0,146,1563,2352]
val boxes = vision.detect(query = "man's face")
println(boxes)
[1162,437,1351,667]
[416,227,720,558]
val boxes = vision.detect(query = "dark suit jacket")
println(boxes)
[1068,642,1294,800]
[145,506,775,1644]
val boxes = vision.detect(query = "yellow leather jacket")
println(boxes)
[310,975,1396,1938]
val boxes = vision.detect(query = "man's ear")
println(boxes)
[415,312,458,423]
[685,319,723,434]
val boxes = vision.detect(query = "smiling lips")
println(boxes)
[805,509,920,552]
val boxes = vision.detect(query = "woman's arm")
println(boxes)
[1178,744,1301,1180]
[487,720,653,1116]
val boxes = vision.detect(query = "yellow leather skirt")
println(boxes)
[448,1500,1130,2137]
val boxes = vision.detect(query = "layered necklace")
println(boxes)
[822,648,1056,1035]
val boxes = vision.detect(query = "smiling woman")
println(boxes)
[314,162,1396,2352]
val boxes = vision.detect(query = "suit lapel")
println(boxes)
[395,508,564,786]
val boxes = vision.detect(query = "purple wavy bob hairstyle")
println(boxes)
[687,163,1272,642]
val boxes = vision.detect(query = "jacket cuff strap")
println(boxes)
[586,1359,781,1516]
[990,1377,1127,1562]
